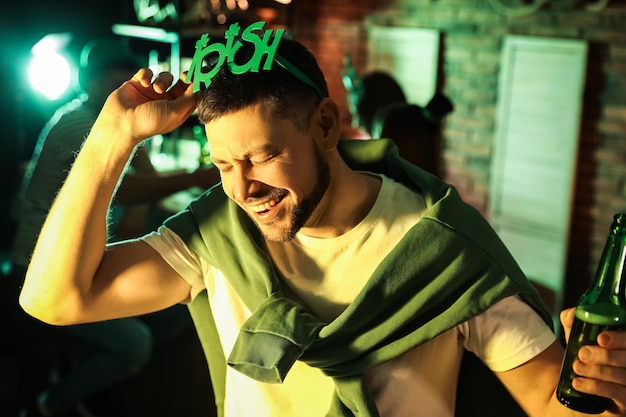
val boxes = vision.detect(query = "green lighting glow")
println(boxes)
[29,33,73,100]
[29,51,72,100]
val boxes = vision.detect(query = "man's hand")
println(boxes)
[561,307,626,415]
[96,68,198,144]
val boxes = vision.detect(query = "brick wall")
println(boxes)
[290,0,626,307]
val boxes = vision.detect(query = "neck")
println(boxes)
[300,155,381,238]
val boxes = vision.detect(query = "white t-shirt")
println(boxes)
[143,174,556,417]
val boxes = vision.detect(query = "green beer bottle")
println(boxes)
[556,213,626,413]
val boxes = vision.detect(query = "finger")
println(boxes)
[578,343,626,368]
[164,81,197,125]
[132,67,155,87]
[572,361,626,387]
[598,330,626,349]
[560,307,575,341]
[573,344,626,411]
[571,372,626,412]
[153,72,175,94]
[167,77,193,98]
[179,70,198,94]
[575,351,626,380]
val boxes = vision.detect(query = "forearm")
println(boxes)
[20,120,137,324]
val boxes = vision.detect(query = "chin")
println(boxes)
[249,206,296,242]
[254,215,299,242]
[258,224,296,243]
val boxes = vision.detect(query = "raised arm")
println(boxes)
[19,69,197,325]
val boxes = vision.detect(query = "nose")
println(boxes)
[230,166,262,202]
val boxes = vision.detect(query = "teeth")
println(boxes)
[251,198,279,213]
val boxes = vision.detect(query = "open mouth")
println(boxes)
[251,198,279,214]
[248,190,288,217]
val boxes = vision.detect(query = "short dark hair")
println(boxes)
[196,37,328,132]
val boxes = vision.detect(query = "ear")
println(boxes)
[315,98,342,151]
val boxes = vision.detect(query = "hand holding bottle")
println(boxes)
[559,298,626,415]
[556,214,626,415]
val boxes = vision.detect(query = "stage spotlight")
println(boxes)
[28,33,74,100]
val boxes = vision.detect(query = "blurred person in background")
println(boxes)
[343,59,453,177]
[9,37,219,417]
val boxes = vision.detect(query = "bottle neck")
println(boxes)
[582,214,626,306]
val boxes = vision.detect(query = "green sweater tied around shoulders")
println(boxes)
[167,139,553,417]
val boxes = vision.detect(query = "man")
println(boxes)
[19,22,626,417]
[11,37,218,417]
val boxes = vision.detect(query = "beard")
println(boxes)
[258,146,330,242]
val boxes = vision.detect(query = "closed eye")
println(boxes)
[251,154,277,165]
[213,162,233,172]
[212,144,281,172]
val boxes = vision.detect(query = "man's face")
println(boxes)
[206,101,330,242]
